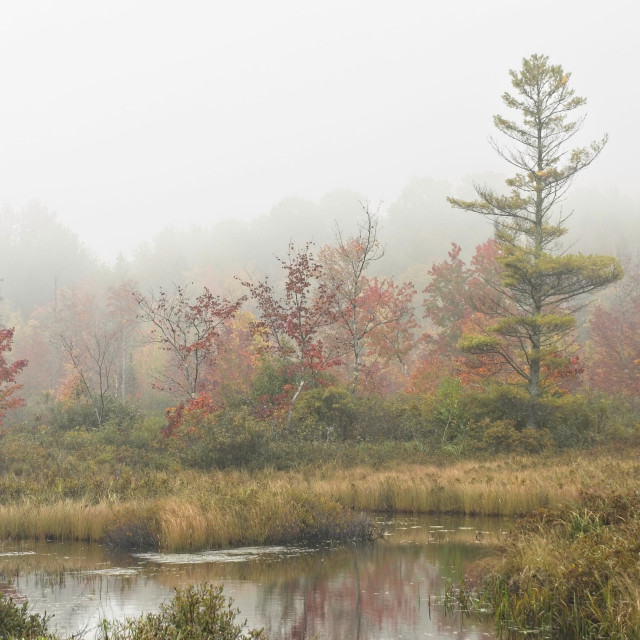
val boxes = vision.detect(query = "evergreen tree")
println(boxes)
[448,54,623,427]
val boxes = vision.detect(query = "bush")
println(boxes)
[0,592,50,640]
[465,418,553,454]
[182,407,272,470]
[291,386,356,441]
[102,583,265,640]
[462,385,530,430]
[538,393,640,448]
[352,394,431,442]
[47,395,143,432]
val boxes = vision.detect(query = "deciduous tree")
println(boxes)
[54,287,121,426]
[240,242,338,424]
[415,241,503,393]
[133,285,245,400]
[448,54,622,427]
[588,255,640,396]
[319,205,416,390]
[0,327,27,426]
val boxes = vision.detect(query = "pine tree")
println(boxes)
[448,54,623,428]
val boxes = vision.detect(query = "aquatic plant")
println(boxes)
[451,491,640,638]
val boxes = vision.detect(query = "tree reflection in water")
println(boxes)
[0,516,500,639]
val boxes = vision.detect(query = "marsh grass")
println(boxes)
[0,501,113,542]
[451,491,640,638]
[0,449,639,552]
[0,487,382,551]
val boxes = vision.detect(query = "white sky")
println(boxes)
[1,1,638,262]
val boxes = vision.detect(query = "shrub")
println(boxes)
[188,408,272,470]
[353,393,431,442]
[102,583,265,640]
[0,592,50,640]
[465,418,553,454]
[291,386,356,441]
[462,385,530,430]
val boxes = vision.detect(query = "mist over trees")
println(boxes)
[0,202,100,315]
[1,54,639,455]
[2,182,635,325]
[1,179,637,420]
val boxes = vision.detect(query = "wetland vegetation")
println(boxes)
[3,53,640,638]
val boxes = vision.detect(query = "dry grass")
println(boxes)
[310,452,640,516]
[466,497,640,637]
[0,500,113,542]
[1,449,638,551]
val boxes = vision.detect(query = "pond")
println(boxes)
[0,515,503,639]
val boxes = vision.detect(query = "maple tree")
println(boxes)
[240,241,339,423]
[362,277,418,377]
[319,205,416,390]
[448,54,622,427]
[587,256,640,396]
[415,241,504,393]
[423,243,473,348]
[0,327,27,426]
[133,284,245,400]
[54,287,122,426]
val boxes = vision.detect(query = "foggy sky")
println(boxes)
[1,1,638,262]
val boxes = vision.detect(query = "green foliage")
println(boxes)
[0,592,50,640]
[46,395,143,432]
[457,334,500,354]
[167,406,274,470]
[462,385,530,430]
[432,376,465,443]
[249,354,293,406]
[448,54,622,426]
[291,385,355,440]
[465,418,553,454]
[102,583,265,640]
[458,387,640,450]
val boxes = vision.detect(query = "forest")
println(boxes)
[2,54,640,638]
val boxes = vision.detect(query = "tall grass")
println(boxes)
[0,449,638,551]
[0,501,113,541]
[450,491,640,637]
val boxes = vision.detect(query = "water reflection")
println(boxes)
[0,515,501,639]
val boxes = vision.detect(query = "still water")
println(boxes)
[0,515,501,640]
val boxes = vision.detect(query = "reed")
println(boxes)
[0,449,638,551]
[452,491,640,637]
[0,500,114,542]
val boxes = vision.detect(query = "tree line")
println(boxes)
[1,54,636,449]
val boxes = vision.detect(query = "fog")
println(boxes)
[0,1,638,266]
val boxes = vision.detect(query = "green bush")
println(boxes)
[465,418,553,454]
[181,407,272,470]
[0,592,50,640]
[462,385,530,430]
[47,395,143,432]
[102,584,265,640]
[291,385,356,441]
[352,393,430,442]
